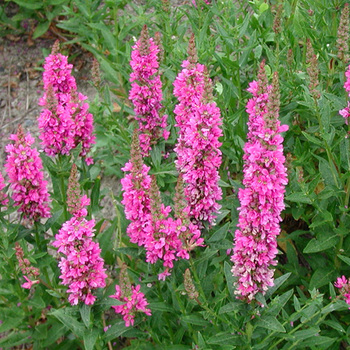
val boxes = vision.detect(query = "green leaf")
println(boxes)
[181,315,210,327]
[42,322,66,347]
[12,0,43,9]
[293,327,320,341]
[33,21,50,39]
[259,2,269,13]
[45,289,62,298]
[105,321,128,342]
[208,223,229,242]
[301,132,323,147]
[318,156,338,187]
[80,304,91,328]
[224,261,235,297]
[256,316,286,333]
[303,234,339,253]
[309,268,337,290]
[47,0,67,4]
[51,308,85,338]
[301,335,336,347]
[83,328,99,350]
[207,332,241,345]
[0,331,31,347]
[337,254,350,266]
[323,320,346,334]
[265,273,291,299]
[148,302,173,313]
[286,192,312,204]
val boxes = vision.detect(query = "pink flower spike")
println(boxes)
[129,26,168,156]
[38,41,95,163]
[173,35,222,225]
[53,166,107,305]
[231,64,288,302]
[5,125,51,223]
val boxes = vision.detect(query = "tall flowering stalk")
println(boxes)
[129,25,169,155]
[337,3,349,64]
[38,41,95,164]
[306,39,321,100]
[173,35,222,225]
[110,264,151,327]
[231,62,288,302]
[52,164,107,305]
[121,131,152,246]
[121,132,203,280]
[5,125,51,223]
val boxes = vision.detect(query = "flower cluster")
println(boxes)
[38,41,95,164]
[129,25,169,155]
[173,35,222,225]
[339,65,350,123]
[335,275,350,308]
[121,131,152,246]
[5,125,51,223]
[15,242,40,289]
[110,265,151,327]
[231,62,288,302]
[0,173,8,207]
[52,165,107,305]
[121,132,203,280]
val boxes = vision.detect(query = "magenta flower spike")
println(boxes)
[52,165,107,305]
[173,35,223,225]
[129,25,169,156]
[5,125,51,223]
[38,41,95,164]
[121,132,203,280]
[121,131,153,246]
[339,65,350,123]
[231,63,288,302]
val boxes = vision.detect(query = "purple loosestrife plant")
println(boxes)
[5,125,51,223]
[38,41,95,164]
[231,62,288,302]
[121,131,152,246]
[173,35,223,225]
[129,25,169,156]
[121,132,203,280]
[52,164,107,305]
